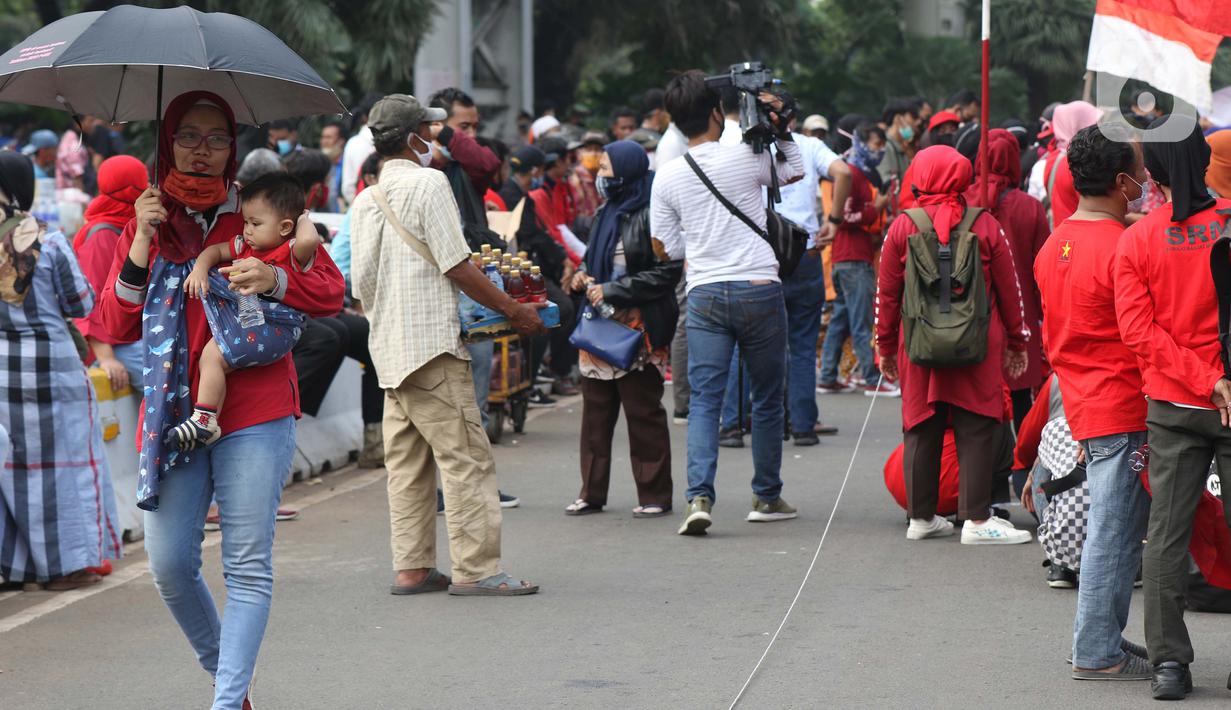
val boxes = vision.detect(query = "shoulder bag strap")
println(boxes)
[684,152,766,239]
[82,222,121,245]
[370,185,438,269]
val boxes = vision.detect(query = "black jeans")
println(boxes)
[291,314,383,424]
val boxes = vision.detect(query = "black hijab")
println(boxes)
[0,152,34,217]
[1144,116,1216,222]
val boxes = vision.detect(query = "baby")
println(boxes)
[166,173,320,451]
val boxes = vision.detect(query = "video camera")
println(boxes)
[705,61,793,154]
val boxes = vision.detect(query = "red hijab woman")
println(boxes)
[877,145,1032,543]
[966,129,1050,416]
[96,91,344,710]
[73,155,148,388]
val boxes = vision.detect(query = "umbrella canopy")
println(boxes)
[0,4,345,125]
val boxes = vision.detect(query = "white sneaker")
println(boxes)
[906,515,955,540]
[864,380,901,398]
[961,516,1032,545]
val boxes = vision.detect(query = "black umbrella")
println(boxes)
[0,4,346,180]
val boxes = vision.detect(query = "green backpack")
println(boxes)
[901,206,990,368]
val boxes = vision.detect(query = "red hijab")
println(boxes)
[970,128,1022,210]
[911,145,973,245]
[73,155,147,251]
[156,91,239,263]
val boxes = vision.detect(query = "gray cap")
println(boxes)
[368,93,448,136]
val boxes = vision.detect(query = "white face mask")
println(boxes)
[408,133,433,167]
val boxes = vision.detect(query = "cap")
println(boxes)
[802,114,829,133]
[581,131,607,147]
[537,136,568,163]
[531,115,561,141]
[927,110,961,132]
[22,129,58,155]
[509,145,546,173]
[368,94,447,136]
[628,129,660,151]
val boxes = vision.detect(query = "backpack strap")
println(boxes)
[1043,156,1060,226]
[955,206,983,234]
[904,208,932,234]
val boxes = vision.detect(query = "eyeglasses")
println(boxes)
[173,131,233,151]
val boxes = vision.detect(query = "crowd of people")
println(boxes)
[1,57,1231,706]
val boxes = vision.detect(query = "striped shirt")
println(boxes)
[350,159,471,388]
[651,138,804,292]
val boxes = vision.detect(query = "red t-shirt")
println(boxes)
[831,168,877,263]
[229,234,299,270]
[1035,218,1146,439]
[1114,200,1231,408]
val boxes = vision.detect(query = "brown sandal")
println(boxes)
[44,570,103,591]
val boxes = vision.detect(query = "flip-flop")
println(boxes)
[449,571,539,596]
[633,505,671,518]
[390,568,452,595]
[564,499,603,516]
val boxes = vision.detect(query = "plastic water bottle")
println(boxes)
[596,302,617,319]
[238,294,265,328]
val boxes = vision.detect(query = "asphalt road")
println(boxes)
[3,389,1230,709]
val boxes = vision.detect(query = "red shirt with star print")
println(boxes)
[1035,217,1146,440]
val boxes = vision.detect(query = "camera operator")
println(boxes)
[652,69,805,536]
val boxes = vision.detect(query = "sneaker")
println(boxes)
[1047,564,1078,589]
[906,515,955,540]
[961,517,1032,545]
[1073,652,1153,681]
[499,491,520,508]
[204,512,221,532]
[527,390,557,408]
[814,422,839,436]
[864,380,902,398]
[678,496,713,535]
[672,410,688,425]
[1151,661,1192,699]
[718,427,744,448]
[275,507,300,522]
[747,496,798,522]
[816,380,855,394]
[791,431,819,446]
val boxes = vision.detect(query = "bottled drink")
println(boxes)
[500,265,512,290]
[491,249,503,264]
[526,266,547,303]
[596,302,617,319]
[507,269,527,302]
[471,252,482,268]
[484,259,504,292]
[238,294,265,328]
[517,251,529,261]
[481,244,492,256]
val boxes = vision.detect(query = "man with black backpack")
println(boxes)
[651,69,804,536]
[876,144,1032,546]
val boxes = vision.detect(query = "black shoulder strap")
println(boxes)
[1211,229,1231,377]
[684,152,766,238]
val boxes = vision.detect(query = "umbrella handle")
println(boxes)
[152,66,163,189]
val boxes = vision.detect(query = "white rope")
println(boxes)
[727,387,882,709]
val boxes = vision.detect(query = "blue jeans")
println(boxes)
[819,261,880,386]
[1072,430,1150,669]
[686,281,786,504]
[144,417,296,710]
[466,340,494,429]
[720,253,825,433]
[113,341,145,381]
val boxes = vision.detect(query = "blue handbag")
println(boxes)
[569,305,643,371]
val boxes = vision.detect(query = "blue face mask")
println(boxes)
[899,125,915,143]
[276,139,294,156]
[852,135,884,170]
[596,175,624,200]
[530,176,544,190]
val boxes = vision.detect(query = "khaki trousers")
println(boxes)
[383,353,502,583]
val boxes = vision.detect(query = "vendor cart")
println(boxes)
[486,334,531,443]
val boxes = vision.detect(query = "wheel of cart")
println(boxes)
[486,334,531,442]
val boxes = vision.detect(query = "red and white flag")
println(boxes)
[1086,0,1229,111]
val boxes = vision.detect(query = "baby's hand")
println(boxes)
[184,269,210,300]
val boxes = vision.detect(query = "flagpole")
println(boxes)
[980,0,991,208]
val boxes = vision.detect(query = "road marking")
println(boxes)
[0,467,386,636]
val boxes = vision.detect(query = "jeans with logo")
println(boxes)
[144,417,296,710]
[819,261,880,386]
[686,281,786,504]
[1072,430,1150,669]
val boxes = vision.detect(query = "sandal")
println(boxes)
[390,568,452,595]
[44,569,103,592]
[449,571,539,596]
[633,505,671,518]
[564,499,603,516]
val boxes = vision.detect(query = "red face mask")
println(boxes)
[161,168,229,211]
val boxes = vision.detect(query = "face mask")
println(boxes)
[596,175,624,200]
[530,176,544,190]
[276,139,293,156]
[1123,174,1150,213]
[322,144,342,161]
[408,134,432,167]
[899,125,915,142]
[581,154,600,173]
